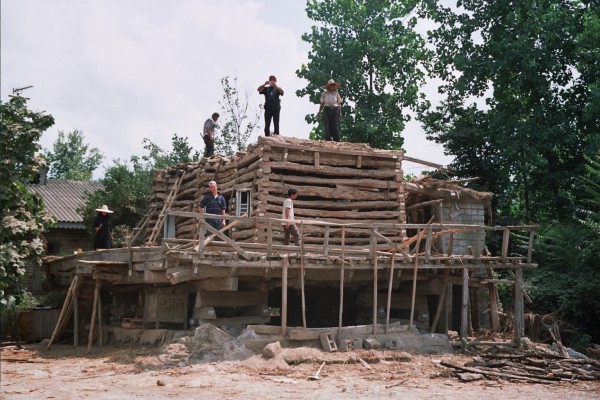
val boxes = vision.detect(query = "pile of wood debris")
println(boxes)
[440,344,600,384]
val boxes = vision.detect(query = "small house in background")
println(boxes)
[27,178,102,290]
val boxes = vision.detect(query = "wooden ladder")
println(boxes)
[146,170,186,245]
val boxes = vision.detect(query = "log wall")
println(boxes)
[144,136,409,247]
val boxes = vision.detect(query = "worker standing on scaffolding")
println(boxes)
[197,181,227,238]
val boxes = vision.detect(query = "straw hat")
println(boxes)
[95,204,114,213]
[324,79,341,90]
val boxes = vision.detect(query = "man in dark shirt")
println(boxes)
[197,180,227,235]
[257,75,284,136]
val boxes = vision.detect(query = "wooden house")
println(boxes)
[44,137,536,351]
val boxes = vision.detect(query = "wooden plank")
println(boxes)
[195,291,267,307]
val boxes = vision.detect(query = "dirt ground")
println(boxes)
[2,340,599,400]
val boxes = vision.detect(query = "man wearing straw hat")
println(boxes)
[316,79,343,141]
[93,204,113,250]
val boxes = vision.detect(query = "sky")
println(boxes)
[1,0,453,177]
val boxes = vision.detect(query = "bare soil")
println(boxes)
[2,342,599,400]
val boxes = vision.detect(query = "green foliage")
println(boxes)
[80,134,198,245]
[297,0,431,148]
[44,130,104,181]
[0,96,55,309]
[215,75,260,155]
[527,155,600,341]
[419,0,597,223]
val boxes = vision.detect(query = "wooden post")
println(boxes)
[486,268,500,333]
[447,233,454,256]
[300,220,306,328]
[324,225,330,256]
[527,229,534,264]
[73,293,79,347]
[87,280,100,353]
[461,268,469,339]
[430,269,449,333]
[371,230,378,334]
[513,267,524,344]
[501,228,510,262]
[97,284,103,347]
[337,226,346,342]
[281,255,289,336]
[385,253,396,333]
[267,219,272,256]
[155,289,160,329]
[409,230,422,330]
[197,220,206,253]
[48,275,78,350]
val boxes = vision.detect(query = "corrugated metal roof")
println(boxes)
[27,180,104,223]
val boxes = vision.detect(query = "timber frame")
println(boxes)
[45,136,537,350]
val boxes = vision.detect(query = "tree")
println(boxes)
[215,75,261,155]
[45,129,104,181]
[296,0,431,148]
[0,95,55,307]
[419,0,597,223]
[80,134,198,246]
[527,155,600,343]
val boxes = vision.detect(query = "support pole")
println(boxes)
[281,255,289,336]
[486,268,500,333]
[513,267,524,344]
[430,269,449,333]
[97,285,103,347]
[337,226,346,342]
[461,267,469,339]
[371,230,378,334]
[300,220,306,328]
[385,252,396,333]
[73,292,79,347]
[409,230,422,330]
[87,280,100,354]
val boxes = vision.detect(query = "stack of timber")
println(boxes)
[441,345,600,383]
[145,136,407,248]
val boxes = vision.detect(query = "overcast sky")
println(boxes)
[1,0,453,176]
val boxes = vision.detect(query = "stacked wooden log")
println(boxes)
[442,346,600,383]
[144,136,407,247]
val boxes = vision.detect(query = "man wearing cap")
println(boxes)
[282,188,301,246]
[257,75,284,136]
[197,180,228,237]
[93,204,113,250]
[316,79,343,141]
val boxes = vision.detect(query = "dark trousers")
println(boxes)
[203,136,214,157]
[283,224,301,245]
[324,107,340,141]
[264,109,280,136]
[206,219,223,241]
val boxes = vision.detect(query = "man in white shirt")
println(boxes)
[282,188,301,245]
[203,112,219,157]
[316,79,342,141]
